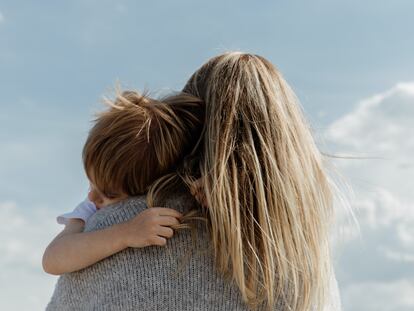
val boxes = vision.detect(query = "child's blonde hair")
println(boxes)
[82,87,204,199]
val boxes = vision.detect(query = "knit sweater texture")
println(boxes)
[46,190,342,311]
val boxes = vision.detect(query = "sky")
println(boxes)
[0,1,413,310]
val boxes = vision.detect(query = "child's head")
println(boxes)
[82,88,204,206]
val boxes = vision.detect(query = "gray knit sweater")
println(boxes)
[46,190,341,311]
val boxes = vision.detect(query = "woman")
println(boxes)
[46,51,343,311]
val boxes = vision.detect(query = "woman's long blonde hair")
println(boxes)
[148,51,340,311]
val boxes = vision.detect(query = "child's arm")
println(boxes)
[42,207,182,275]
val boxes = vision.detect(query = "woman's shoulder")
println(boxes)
[84,195,147,232]
[84,189,199,232]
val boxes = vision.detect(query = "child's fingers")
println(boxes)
[152,236,167,246]
[157,226,174,238]
[157,216,181,226]
[153,207,183,219]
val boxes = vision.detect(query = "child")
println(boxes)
[42,88,205,275]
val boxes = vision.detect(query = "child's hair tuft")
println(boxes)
[82,86,204,199]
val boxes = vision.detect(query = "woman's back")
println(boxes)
[46,190,285,311]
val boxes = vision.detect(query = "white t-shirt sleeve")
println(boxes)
[56,198,97,225]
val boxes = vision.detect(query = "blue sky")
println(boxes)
[1,1,413,310]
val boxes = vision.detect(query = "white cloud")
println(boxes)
[326,83,414,188]
[327,82,414,150]
[342,280,414,311]
[326,81,414,207]
[0,201,60,311]
[325,82,414,310]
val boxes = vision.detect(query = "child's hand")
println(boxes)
[120,207,183,248]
